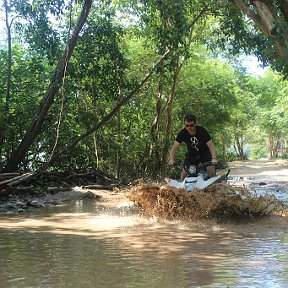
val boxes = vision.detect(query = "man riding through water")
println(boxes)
[168,114,218,181]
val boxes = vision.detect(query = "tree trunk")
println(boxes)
[115,108,121,178]
[280,0,288,22]
[233,0,288,60]
[236,136,243,159]
[3,0,92,172]
[151,79,163,136]
[149,76,164,174]
[160,55,180,178]
[220,134,227,161]
[234,133,245,159]
[267,134,274,159]
[4,0,12,118]
[93,133,99,167]
[0,0,13,156]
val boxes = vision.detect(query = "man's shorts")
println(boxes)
[183,150,212,167]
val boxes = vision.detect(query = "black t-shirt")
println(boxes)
[175,126,211,156]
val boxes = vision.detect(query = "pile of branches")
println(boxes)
[127,183,285,221]
[0,170,119,200]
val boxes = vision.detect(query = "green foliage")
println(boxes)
[176,48,237,130]
[1,0,288,178]
[249,146,267,160]
[0,45,52,162]
[7,0,66,60]
[280,153,288,159]
[209,4,267,56]
[71,10,128,104]
[210,1,288,76]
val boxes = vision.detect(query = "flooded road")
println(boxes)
[1,200,288,288]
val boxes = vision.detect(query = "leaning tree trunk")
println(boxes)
[233,0,288,60]
[3,0,92,172]
[161,58,180,173]
[148,75,164,173]
[115,107,121,178]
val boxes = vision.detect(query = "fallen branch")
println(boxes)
[0,172,35,186]
[82,184,113,190]
[0,172,21,179]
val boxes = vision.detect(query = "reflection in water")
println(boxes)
[0,202,288,288]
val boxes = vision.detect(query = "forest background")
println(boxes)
[1,0,288,181]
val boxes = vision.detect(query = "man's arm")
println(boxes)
[206,139,218,164]
[168,141,181,165]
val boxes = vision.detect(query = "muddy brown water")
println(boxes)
[1,160,288,288]
[1,198,288,288]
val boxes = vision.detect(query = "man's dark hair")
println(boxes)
[184,114,197,122]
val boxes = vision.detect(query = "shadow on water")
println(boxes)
[1,199,288,288]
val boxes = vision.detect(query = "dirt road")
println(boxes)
[228,159,288,182]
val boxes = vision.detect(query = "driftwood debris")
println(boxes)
[0,172,21,179]
[0,170,118,197]
[0,172,35,186]
[82,184,113,190]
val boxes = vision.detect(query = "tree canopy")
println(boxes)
[1,0,288,179]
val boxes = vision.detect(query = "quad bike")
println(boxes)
[165,162,230,191]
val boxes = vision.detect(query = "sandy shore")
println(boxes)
[228,159,288,182]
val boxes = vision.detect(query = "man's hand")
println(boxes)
[211,158,218,165]
[168,159,175,166]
